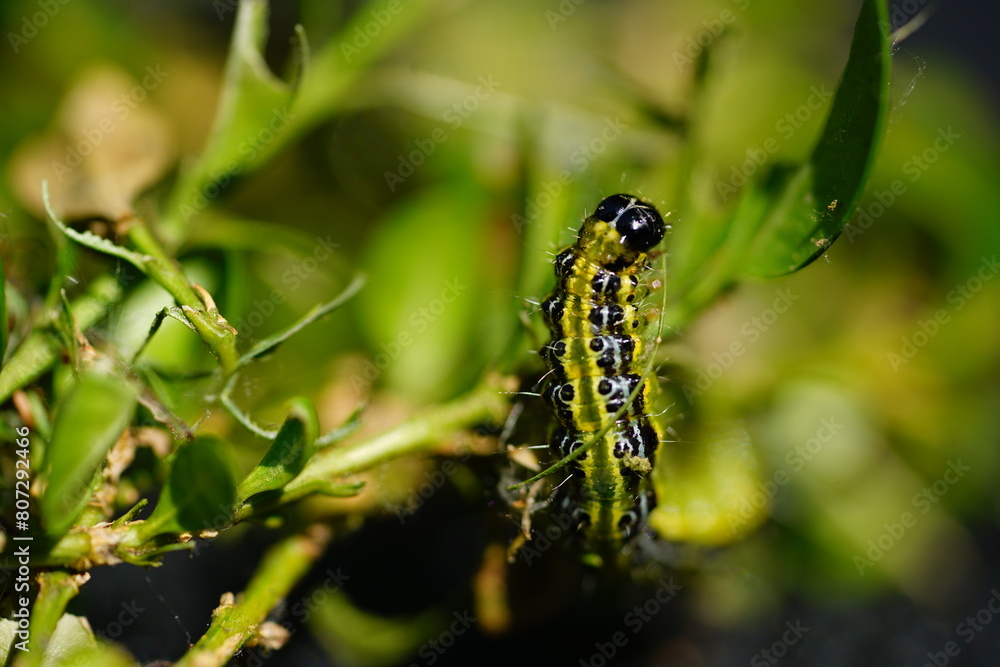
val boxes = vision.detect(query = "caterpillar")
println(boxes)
[539,193,667,566]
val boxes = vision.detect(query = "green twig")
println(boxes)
[125,221,240,375]
[174,527,332,667]
[20,571,90,667]
[280,378,511,502]
[221,274,367,440]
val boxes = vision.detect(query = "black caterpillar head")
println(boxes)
[593,194,666,253]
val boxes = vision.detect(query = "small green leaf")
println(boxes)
[236,398,319,503]
[41,371,137,536]
[138,435,238,539]
[739,0,891,277]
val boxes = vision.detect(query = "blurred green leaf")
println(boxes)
[650,421,765,546]
[163,0,300,241]
[358,188,490,399]
[280,478,366,498]
[237,397,319,503]
[739,0,891,276]
[138,435,238,539]
[667,0,890,326]
[0,620,16,663]
[309,590,443,667]
[41,370,137,537]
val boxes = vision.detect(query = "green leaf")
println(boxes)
[739,0,891,277]
[137,435,238,539]
[294,0,446,131]
[358,188,490,399]
[666,0,890,327]
[42,181,151,270]
[0,620,16,663]
[236,397,319,503]
[41,371,137,537]
[162,0,301,241]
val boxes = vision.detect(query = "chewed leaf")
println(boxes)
[137,435,238,540]
[238,273,366,366]
[236,397,319,503]
[8,65,174,221]
[42,182,151,268]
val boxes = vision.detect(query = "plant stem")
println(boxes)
[125,219,239,375]
[174,526,331,667]
[279,378,511,502]
[17,571,90,667]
